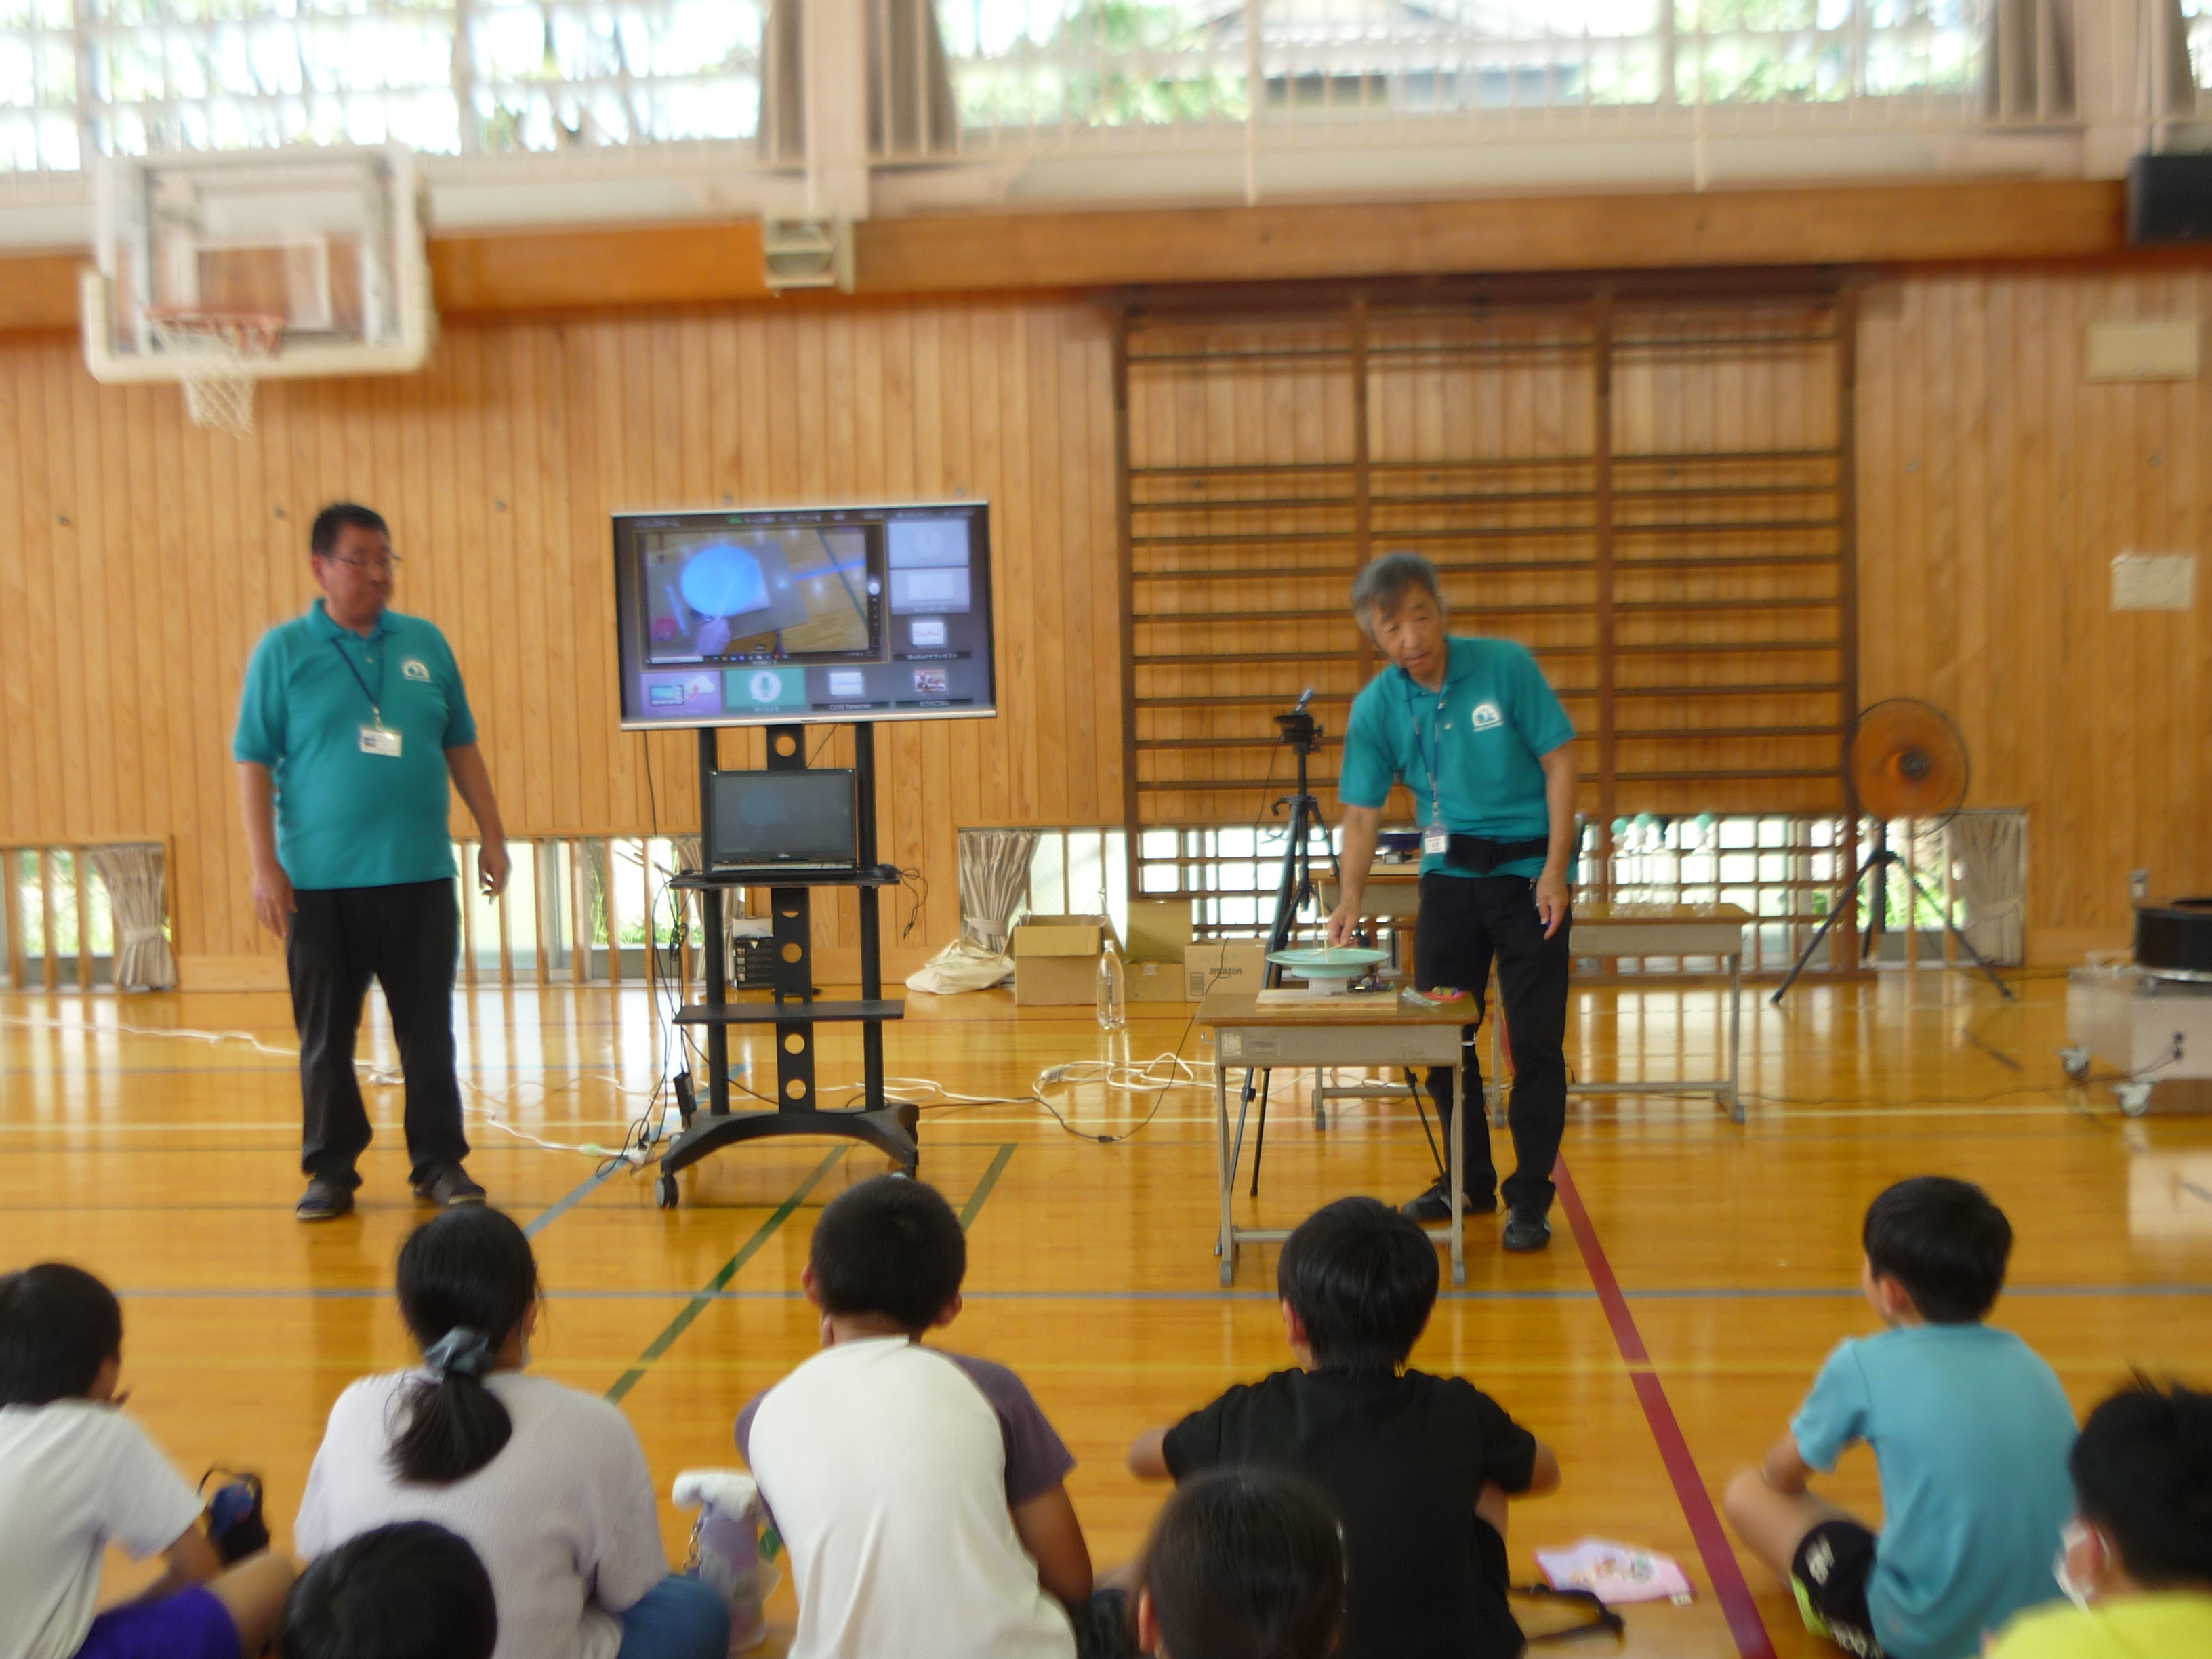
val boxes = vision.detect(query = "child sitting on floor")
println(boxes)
[1135,1468,1345,1659]
[1128,1195,1560,1659]
[1722,1175,2078,1659]
[1985,1374,2212,1658]
[737,1174,1116,1659]
[280,1522,497,1659]
[0,1262,295,1659]
[294,1207,728,1659]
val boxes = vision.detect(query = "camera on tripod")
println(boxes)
[1273,689,1321,756]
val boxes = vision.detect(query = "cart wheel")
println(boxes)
[2117,1082,2153,1118]
[1717,1086,1744,1124]
[2060,1046,2091,1084]
[656,1173,679,1209]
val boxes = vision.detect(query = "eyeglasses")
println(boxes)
[326,553,403,573]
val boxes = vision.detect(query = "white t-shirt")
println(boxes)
[295,1371,669,1659]
[746,1337,1077,1659]
[0,1401,205,1659]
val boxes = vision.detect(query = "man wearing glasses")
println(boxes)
[234,502,510,1221]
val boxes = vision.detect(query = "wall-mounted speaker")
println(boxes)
[2127,153,2212,245]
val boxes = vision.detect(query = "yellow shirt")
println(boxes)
[1986,1592,2212,1658]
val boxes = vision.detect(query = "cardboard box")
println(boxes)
[1124,900,1195,964]
[1012,914,1117,1007]
[1127,958,1189,1003]
[1185,941,1268,1000]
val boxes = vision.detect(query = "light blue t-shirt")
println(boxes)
[233,602,477,891]
[1337,636,1575,880]
[1791,1324,2077,1659]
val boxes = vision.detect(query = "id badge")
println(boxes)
[1423,821,1450,858]
[361,724,402,758]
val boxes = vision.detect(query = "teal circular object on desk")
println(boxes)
[1267,947,1389,973]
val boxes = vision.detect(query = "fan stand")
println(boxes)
[1768,820,2015,1005]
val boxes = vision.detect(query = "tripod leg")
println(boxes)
[1898,861,2017,1000]
[1770,857,1875,1005]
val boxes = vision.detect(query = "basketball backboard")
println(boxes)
[81,143,433,387]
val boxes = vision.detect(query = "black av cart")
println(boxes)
[655,722,917,1207]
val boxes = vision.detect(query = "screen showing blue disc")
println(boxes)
[680,544,769,618]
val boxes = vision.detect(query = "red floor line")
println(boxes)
[1554,1155,1777,1659]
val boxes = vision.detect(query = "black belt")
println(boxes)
[1443,834,1549,875]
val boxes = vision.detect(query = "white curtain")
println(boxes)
[87,844,177,991]
[1947,810,2026,967]
[1981,0,2075,120]
[2149,0,2201,121]
[958,827,1040,951]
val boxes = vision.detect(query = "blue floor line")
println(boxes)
[523,1163,621,1237]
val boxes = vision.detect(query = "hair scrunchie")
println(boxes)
[421,1327,495,1380]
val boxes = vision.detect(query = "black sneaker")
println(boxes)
[295,1176,355,1222]
[412,1163,487,1208]
[1400,1176,1499,1223]
[1502,1208,1553,1252]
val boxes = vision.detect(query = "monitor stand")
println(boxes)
[655,722,916,1206]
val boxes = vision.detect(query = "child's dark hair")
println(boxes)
[390,1208,539,1486]
[1861,1176,2012,1324]
[808,1174,966,1333]
[280,1522,497,1659]
[1277,1196,1437,1372]
[1145,1469,1345,1659]
[2070,1374,2212,1589]
[0,1263,123,1406]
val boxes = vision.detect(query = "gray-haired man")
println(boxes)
[1325,553,1578,1251]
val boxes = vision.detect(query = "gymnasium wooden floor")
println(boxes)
[5,969,2210,1658]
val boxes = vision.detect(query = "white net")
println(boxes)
[146,311,285,436]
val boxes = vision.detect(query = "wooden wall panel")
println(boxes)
[1858,270,2212,951]
[0,297,1122,973]
[0,262,2202,966]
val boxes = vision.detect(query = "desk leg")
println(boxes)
[1450,1057,1466,1288]
[1217,1060,1235,1286]
[1721,952,1744,1123]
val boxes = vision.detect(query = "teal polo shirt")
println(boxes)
[233,601,478,891]
[1338,636,1574,880]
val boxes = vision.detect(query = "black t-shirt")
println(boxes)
[1162,1366,1539,1659]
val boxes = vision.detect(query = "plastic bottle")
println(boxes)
[1097,937,1126,1031]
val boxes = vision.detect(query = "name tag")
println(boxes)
[1423,823,1450,858]
[361,725,403,758]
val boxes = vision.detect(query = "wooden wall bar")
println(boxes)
[0,298,1122,980]
[0,262,2206,971]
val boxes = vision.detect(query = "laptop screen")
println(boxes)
[705,770,858,869]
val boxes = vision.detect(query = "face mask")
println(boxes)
[2052,1520,2096,1612]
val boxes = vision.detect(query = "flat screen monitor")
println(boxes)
[614,501,996,729]
[705,769,857,871]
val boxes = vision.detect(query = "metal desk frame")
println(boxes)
[1207,1007,1468,1287]
[1319,880,1748,1126]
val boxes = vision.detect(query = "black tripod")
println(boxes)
[1769,820,2014,1004]
[1228,692,1347,1197]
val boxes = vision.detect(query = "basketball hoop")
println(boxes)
[145,309,285,436]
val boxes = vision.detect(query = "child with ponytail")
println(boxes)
[295,1207,726,1659]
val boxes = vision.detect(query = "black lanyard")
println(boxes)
[331,634,388,726]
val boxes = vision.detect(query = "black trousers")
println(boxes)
[1414,872,1572,1215]
[289,880,469,1187]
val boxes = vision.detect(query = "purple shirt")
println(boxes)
[737,1346,1074,1507]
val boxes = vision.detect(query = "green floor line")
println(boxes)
[958,1144,1017,1233]
[605,1147,848,1404]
